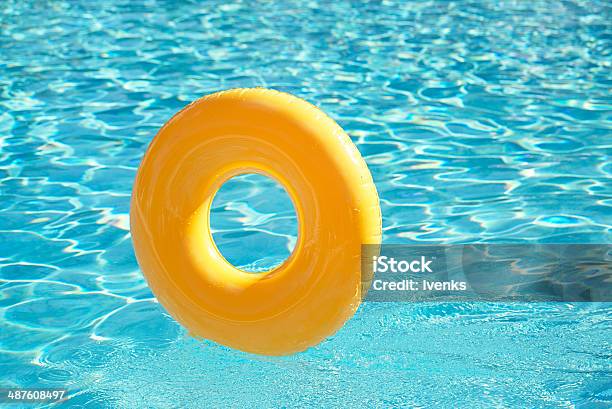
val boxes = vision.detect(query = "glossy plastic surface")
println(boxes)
[130,88,381,355]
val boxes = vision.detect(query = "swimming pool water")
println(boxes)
[1,0,611,407]
[211,173,298,272]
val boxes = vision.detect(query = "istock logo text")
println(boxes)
[373,256,433,273]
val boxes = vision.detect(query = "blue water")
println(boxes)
[1,0,611,407]
[211,174,298,272]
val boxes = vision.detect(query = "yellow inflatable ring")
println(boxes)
[131,88,381,355]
